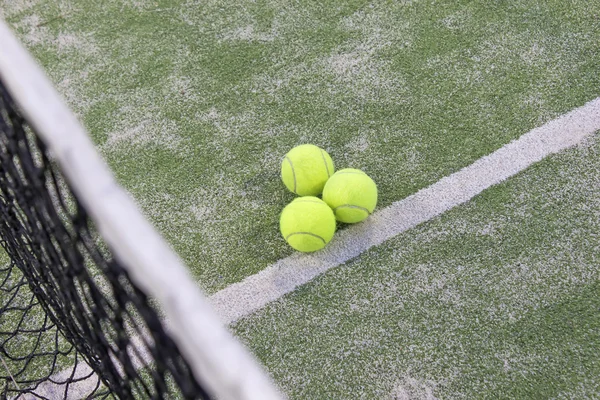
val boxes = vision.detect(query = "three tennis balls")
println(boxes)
[279,144,377,252]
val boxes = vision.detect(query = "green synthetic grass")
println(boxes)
[3,0,600,293]
[234,132,600,399]
[0,250,79,396]
[2,0,600,398]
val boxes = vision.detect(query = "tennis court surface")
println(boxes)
[1,1,600,398]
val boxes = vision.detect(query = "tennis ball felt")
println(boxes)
[280,196,336,252]
[281,144,334,196]
[322,168,377,224]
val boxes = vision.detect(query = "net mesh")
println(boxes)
[0,77,209,399]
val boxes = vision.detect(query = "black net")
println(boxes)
[0,79,210,399]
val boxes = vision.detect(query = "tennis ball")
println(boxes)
[322,168,377,224]
[281,144,334,196]
[280,196,336,252]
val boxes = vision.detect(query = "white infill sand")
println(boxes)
[209,96,600,324]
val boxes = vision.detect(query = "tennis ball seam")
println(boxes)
[285,231,327,244]
[284,156,297,193]
[319,149,331,177]
[292,199,331,208]
[332,204,372,215]
[332,170,365,177]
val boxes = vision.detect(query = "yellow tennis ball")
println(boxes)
[281,144,334,196]
[280,196,336,252]
[322,168,377,223]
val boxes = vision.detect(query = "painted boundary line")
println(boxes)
[210,96,600,324]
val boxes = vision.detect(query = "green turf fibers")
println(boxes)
[2,0,600,397]
[2,0,599,292]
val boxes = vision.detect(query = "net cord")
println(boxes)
[0,19,282,400]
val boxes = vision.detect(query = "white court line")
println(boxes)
[210,96,600,324]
